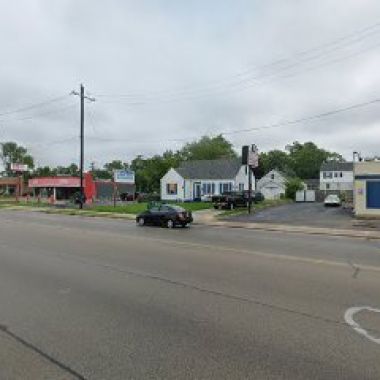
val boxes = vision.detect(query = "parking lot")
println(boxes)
[231,202,356,229]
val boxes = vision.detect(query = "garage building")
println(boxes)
[354,161,380,217]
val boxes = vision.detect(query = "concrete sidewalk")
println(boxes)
[193,209,380,239]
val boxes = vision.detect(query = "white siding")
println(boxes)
[257,170,286,199]
[320,170,353,191]
[160,169,185,201]
[234,165,256,191]
[160,165,255,201]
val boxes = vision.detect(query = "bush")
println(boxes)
[285,178,304,200]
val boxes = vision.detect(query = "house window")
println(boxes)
[239,183,244,191]
[166,183,177,195]
[340,172,343,177]
[326,183,330,190]
[324,172,332,179]
[202,183,216,195]
[334,172,338,178]
[270,173,275,180]
[220,182,232,194]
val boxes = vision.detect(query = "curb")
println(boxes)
[193,220,380,239]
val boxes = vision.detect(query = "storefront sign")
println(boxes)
[114,170,135,184]
[11,163,28,172]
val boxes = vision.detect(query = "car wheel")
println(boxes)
[137,217,145,226]
[166,219,174,229]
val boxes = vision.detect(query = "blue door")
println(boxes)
[366,181,380,208]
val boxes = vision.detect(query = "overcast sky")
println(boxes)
[1,0,380,169]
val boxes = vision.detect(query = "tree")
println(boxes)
[104,160,128,172]
[285,177,304,200]
[179,135,236,161]
[257,150,292,179]
[55,163,79,176]
[33,166,55,177]
[287,141,344,179]
[0,142,34,175]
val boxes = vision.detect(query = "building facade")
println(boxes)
[320,162,353,191]
[354,161,380,217]
[257,170,286,200]
[161,159,255,202]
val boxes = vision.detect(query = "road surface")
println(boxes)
[230,202,356,229]
[0,210,379,379]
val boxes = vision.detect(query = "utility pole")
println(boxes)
[71,84,95,209]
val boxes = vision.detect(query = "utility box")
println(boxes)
[305,190,316,202]
[296,190,305,202]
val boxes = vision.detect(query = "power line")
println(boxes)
[83,96,380,145]
[220,97,380,135]
[0,95,70,117]
[94,20,380,102]
[1,103,77,123]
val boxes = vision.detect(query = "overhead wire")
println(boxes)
[94,20,380,103]
[0,95,70,117]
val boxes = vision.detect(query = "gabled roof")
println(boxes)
[175,158,241,179]
[320,161,353,171]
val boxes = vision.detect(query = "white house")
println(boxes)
[320,162,353,191]
[257,169,287,200]
[160,159,255,201]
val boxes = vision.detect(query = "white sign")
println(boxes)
[248,145,259,168]
[114,170,135,184]
[10,163,28,172]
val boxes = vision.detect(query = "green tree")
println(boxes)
[179,135,236,161]
[257,150,292,178]
[285,177,304,200]
[33,166,55,177]
[104,160,128,172]
[287,141,344,179]
[0,142,34,175]
[55,163,79,176]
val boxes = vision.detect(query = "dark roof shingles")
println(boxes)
[320,161,353,171]
[176,159,241,179]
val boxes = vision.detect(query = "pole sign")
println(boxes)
[114,170,135,184]
[10,163,28,172]
[248,145,259,168]
[242,145,259,168]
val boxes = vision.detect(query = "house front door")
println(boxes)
[193,182,201,200]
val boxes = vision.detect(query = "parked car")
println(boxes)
[136,203,193,228]
[324,194,341,207]
[212,191,264,210]
[120,192,134,201]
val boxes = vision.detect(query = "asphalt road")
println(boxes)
[0,210,379,379]
[232,202,356,229]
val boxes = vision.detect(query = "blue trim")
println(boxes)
[355,174,380,180]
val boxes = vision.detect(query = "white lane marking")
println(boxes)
[344,306,380,344]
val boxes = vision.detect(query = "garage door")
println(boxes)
[366,181,380,208]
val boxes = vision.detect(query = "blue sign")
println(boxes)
[114,170,135,184]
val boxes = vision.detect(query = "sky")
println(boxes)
[1,0,380,169]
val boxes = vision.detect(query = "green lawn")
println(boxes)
[91,202,213,214]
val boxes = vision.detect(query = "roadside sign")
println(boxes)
[114,170,135,184]
[10,163,28,172]
[248,145,259,168]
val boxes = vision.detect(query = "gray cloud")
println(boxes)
[1,0,380,169]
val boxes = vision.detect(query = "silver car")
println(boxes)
[324,194,341,207]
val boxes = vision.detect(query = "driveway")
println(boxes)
[230,202,356,229]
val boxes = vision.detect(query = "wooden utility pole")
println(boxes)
[71,84,95,209]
